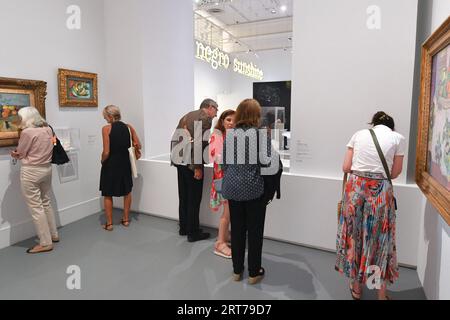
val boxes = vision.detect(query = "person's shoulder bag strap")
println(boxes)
[369,129,397,210]
[369,129,392,184]
[341,173,348,198]
[337,173,348,220]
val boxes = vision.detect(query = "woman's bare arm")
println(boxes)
[391,155,404,179]
[342,147,353,173]
[101,125,111,163]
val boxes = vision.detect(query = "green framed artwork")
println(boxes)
[58,69,98,107]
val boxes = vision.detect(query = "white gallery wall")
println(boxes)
[290,0,418,183]
[0,0,106,249]
[415,0,450,300]
[104,0,145,157]
[141,0,195,158]
[195,57,231,110]
[105,0,195,159]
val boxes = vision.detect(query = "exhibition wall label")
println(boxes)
[195,41,264,81]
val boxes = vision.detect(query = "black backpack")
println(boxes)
[262,158,283,205]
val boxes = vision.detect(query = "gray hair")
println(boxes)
[199,98,218,110]
[18,107,47,129]
[103,105,121,121]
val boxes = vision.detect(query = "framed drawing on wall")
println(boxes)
[416,16,450,225]
[0,77,47,147]
[58,69,98,107]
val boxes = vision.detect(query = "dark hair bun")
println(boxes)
[370,111,395,130]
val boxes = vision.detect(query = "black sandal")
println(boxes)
[103,223,113,231]
[121,219,130,227]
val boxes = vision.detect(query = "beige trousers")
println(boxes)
[20,164,58,246]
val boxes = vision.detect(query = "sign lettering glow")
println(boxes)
[196,41,230,70]
[195,41,264,80]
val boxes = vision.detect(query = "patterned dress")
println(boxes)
[210,132,227,211]
[335,172,399,284]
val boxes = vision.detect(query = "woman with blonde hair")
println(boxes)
[210,109,236,259]
[100,105,141,231]
[11,107,59,254]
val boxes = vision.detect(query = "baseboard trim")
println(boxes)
[0,197,101,250]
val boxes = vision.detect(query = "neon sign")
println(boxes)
[233,58,264,81]
[195,41,264,80]
[195,41,230,70]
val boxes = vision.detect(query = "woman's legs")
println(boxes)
[103,196,113,230]
[122,193,132,225]
[229,200,246,275]
[21,166,53,250]
[215,202,231,257]
[41,167,58,241]
[246,199,267,278]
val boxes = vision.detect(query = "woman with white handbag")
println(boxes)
[100,105,141,231]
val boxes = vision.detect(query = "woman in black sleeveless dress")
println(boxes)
[100,105,141,231]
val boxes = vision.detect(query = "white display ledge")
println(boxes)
[115,157,425,268]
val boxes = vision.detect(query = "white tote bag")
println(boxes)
[128,127,138,178]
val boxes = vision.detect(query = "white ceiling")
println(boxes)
[194,0,293,53]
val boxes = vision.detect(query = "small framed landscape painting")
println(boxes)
[0,77,47,147]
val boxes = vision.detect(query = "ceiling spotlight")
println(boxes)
[280,5,287,12]
[271,9,277,14]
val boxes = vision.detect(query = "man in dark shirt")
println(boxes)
[171,99,218,242]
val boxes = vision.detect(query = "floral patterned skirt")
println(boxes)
[335,172,399,284]
[210,162,227,212]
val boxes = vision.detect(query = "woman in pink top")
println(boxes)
[210,110,235,259]
[10,107,58,254]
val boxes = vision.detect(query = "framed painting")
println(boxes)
[416,16,450,225]
[58,69,98,107]
[0,77,47,147]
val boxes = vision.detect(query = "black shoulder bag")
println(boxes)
[49,126,70,165]
[257,129,283,205]
[369,129,397,210]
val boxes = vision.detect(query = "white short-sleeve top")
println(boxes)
[347,125,406,178]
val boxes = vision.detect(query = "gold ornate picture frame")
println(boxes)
[0,77,47,147]
[416,16,450,225]
[58,68,98,107]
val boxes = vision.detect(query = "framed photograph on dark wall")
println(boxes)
[416,16,450,225]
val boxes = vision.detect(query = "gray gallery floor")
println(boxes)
[0,210,426,300]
